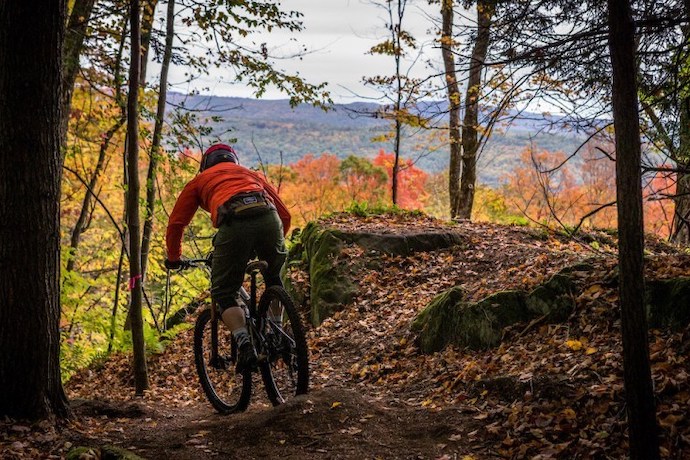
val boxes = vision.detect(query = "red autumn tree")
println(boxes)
[579,141,618,229]
[643,172,675,238]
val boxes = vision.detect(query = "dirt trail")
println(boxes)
[66,387,486,460]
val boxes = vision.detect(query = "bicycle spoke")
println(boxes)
[194,309,251,413]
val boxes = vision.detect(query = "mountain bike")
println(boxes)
[176,256,309,414]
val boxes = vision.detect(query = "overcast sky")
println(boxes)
[164,0,441,103]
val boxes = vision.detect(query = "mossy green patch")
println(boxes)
[525,274,575,321]
[412,286,465,353]
[413,288,530,353]
[461,291,528,350]
[67,446,145,460]
[301,223,358,326]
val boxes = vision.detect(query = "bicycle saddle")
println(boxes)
[245,260,268,274]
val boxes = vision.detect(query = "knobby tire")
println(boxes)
[193,308,252,413]
[257,286,309,405]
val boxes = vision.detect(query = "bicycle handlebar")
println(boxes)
[172,257,265,274]
[178,258,212,270]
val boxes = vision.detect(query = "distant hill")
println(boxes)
[166,92,587,186]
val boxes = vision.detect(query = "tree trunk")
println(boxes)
[141,0,175,279]
[441,0,462,219]
[392,118,401,205]
[673,167,690,244]
[0,0,70,419]
[672,88,690,245]
[139,0,159,87]
[61,0,96,140]
[126,0,149,395]
[459,0,494,219]
[607,0,660,458]
[390,0,405,206]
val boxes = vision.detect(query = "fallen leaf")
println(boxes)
[565,340,583,351]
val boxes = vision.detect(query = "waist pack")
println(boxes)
[217,191,274,225]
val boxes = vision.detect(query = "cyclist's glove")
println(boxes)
[164,259,183,270]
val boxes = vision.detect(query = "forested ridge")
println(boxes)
[165,92,586,183]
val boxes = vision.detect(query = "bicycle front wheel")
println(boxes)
[257,286,309,405]
[194,308,251,413]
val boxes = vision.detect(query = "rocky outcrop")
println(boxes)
[412,272,577,353]
[291,222,465,326]
[412,263,690,353]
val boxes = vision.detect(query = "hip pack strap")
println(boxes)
[217,191,274,225]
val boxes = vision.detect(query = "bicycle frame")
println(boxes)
[171,255,308,413]
[197,259,267,370]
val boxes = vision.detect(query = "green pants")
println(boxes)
[211,210,287,310]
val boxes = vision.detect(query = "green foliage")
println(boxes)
[60,340,92,383]
[340,155,387,181]
[160,323,193,345]
[472,186,530,226]
[120,324,164,355]
[345,201,425,218]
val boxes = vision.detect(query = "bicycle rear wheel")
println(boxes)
[257,286,309,405]
[194,308,251,413]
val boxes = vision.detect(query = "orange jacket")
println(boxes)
[166,163,291,260]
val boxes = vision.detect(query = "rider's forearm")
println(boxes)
[166,223,185,260]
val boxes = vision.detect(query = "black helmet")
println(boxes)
[200,143,240,171]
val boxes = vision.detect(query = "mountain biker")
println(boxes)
[164,143,291,372]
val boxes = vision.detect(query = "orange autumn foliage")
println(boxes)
[500,142,676,239]
[502,147,581,226]
[277,153,344,225]
[643,172,675,238]
[373,149,429,209]
[578,142,617,229]
[260,151,429,228]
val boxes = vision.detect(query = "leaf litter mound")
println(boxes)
[3,213,690,459]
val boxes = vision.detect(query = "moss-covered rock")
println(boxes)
[556,262,595,275]
[413,272,577,353]
[101,446,146,460]
[646,277,690,329]
[298,222,466,326]
[462,291,529,349]
[301,223,358,325]
[337,231,465,256]
[525,274,576,321]
[412,286,465,353]
[413,288,529,353]
[66,447,98,460]
[67,446,145,460]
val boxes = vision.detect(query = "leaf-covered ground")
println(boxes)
[3,214,690,459]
